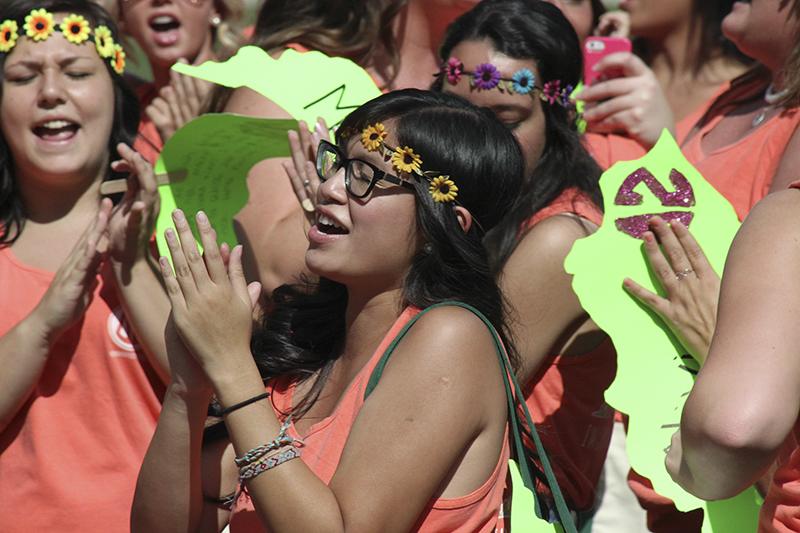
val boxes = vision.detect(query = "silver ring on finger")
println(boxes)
[303,179,311,188]
[675,268,694,281]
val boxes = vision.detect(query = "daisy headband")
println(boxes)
[0,8,126,74]
[438,57,575,110]
[360,122,459,204]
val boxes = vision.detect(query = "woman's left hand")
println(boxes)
[159,209,261,385]
[623,217,720,365]
[106,143,160,266]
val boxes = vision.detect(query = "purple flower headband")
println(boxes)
[439,57,575,110]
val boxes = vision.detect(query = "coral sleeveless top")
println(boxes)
[520,188,617,511]
[229,307,510,532]
[681,74,800,220]
[758,181,800,532]
[0,248,163,532]
[682,100,800,221]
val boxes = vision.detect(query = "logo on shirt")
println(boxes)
[107,307,138,359]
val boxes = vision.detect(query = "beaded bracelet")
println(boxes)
[239,446,302,481]
[234,415,303,468]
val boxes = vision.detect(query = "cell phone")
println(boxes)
[583,36,632,86]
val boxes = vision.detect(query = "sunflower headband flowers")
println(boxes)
[439,57,575,110]
[0,8,125,74]
[360,123,459,204]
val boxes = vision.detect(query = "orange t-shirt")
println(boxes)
[0,247,163,532]
[520,188,617,512]
[682,105,800,221]
[584,132,647,171]
[229,307,510,532]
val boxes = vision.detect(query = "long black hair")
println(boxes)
[0,0,140,245]
[432,0,603,266]
[251,89,524,415]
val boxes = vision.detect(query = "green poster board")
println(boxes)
[564,131,760,531]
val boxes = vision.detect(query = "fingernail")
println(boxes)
[173,209,185,223]
[196,211,208,224]
[165,228,176,243]
[302,199,314,213]
[159,257,169,269]
[643,232,654,243]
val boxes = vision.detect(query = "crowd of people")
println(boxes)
[1,0,799,531]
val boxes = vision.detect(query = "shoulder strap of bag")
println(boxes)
[363,301,577,532]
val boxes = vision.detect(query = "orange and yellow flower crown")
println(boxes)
[360,122,459,204]
[0,8,125,74]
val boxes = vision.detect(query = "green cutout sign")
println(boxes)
[172,46,382,130]
[564,131,759,531]
[154,46,381,254]
[154,114,297,255]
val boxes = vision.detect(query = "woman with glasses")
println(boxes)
[131,89,524,532]
[119,0,242,163]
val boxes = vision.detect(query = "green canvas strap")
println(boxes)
[363,301,577,532]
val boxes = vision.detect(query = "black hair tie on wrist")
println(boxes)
[213,392,271,417]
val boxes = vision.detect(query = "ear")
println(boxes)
[453,206,473,233]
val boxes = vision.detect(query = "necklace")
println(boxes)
[753,83,790,127]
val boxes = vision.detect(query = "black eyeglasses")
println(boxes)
[315,140,417,199]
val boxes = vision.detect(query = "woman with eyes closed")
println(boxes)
[430,0,615,521]
[131,90,524,533]
[0,1,173,532]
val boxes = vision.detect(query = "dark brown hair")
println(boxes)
[208,0,405,112]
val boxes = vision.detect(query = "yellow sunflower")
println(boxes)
[391,146,422,174]
[24,8,54,41]
[60,14,90,45]
[428,175,459,203]
[110,43,126,74]
[0,20,19,53]
[94,25,114,58]
[360,123,387,152]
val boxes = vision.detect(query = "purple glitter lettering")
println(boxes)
[615,211,695,239]
[615,168,696,207]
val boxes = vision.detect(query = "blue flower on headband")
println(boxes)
[511,68,536,95]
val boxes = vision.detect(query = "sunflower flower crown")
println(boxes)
[0,8,126,74]
[438,57,575,110]
[360,122,459,204]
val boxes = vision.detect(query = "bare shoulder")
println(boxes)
[395,305,503,378]
[223,87,293,119]
[510,214,597,268]
[736,188,800,248]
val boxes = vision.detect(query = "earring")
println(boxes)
[422,243,433,254]
[210,15,222,27]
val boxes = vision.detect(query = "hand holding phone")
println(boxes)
[583,36,632,86]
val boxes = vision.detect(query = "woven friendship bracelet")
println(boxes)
[239,446,302,481]
[234,415,303,468]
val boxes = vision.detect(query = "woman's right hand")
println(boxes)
[578,52,675,148]
[284,119,330,225]
[30,200,112,343]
